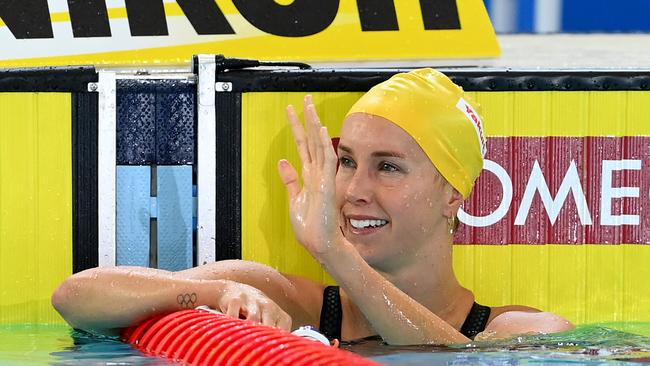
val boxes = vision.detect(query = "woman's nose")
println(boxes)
[344,171,373,205]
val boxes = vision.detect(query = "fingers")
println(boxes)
[286,104,311,166]
[286,95,329,187]
[260,308,279,330]
[229,299,290,331]
[320,126,337,174]
[303,96,317,168]
[260,303,292,331]
[224,297,242,319]
[220,284,290,331]
[288,95,323,165]
[276,313,292,331]
[224,296,263,324]
[277,159,301,199]
[304,96,324,167]
[245,304,261,324]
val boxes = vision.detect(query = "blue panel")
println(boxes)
[517,0,535,33]
[116,166,150,266]
[562,0,650,32]
[157,166,193,271]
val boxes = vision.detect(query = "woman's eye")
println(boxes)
[380,162,399,172]
[339,156,355,168]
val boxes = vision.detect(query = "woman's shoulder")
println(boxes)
[478,305,574,340]
[489,304,540,319]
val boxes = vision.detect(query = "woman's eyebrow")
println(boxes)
[372,151,406,159]
[337,144,352,154]
[336,143,352,154]
[337,144,405,159]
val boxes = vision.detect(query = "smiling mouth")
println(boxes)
[349,218,389,230]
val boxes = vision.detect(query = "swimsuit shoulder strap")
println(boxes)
[460,302,492,339]
[319,285,342,341]
[319,287,490,341]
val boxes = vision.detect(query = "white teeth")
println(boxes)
[350,219,388,229]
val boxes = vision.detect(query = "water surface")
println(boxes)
[0,323,648,365]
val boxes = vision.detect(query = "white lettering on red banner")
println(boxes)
[456,137,649,244]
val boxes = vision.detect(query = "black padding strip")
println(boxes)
[0,66,97,92]
[215,69,650,92]
[72,92,99,273]
[452,72,650,91]
[217,70,389,92]
[214,92,241,260]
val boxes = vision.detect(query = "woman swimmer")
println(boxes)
[52,68,573,344]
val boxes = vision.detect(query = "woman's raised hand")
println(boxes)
[277,95,343,260]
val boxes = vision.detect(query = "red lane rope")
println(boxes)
[122,309,382,366]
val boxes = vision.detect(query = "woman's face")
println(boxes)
[336,113,454,271]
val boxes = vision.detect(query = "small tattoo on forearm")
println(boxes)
[177,293,197,308]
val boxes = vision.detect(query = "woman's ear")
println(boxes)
[444,186,464,218]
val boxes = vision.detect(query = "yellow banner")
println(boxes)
[0,0,499,67]
[0,93,72,324]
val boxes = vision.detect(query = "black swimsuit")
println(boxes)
[318,285,491,341]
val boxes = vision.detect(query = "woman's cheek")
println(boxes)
[377,175,406,189]
[334,173,348,205]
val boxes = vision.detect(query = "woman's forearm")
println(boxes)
[321,243,469,345]
[52,266,226,333]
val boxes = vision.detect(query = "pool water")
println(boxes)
[0,323,648,365]
[347,323,650,365]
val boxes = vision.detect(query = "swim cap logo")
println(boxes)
[456,98,487,157]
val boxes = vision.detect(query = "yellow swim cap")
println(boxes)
[345,68,486,198]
